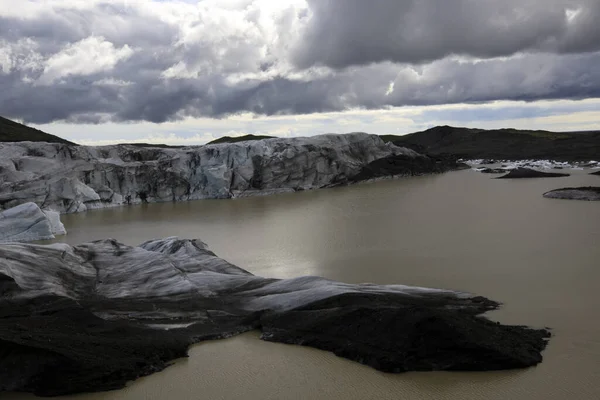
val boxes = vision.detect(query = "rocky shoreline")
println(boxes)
[495,168,570,179]
[543,187,600,201]
[0,237,550,396]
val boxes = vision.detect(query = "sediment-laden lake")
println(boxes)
[10,169,600,400]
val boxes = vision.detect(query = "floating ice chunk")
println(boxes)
[0,202,66,243]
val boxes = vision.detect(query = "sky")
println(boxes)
[1,0,600,145]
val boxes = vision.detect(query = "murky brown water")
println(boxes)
[10,169,600,399]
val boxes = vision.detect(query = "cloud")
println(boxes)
[294,0,600,68]
[32,99,600,146]
[0,0,599,127]
[37,36,133,85]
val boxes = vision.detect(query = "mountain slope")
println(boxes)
[0,116,75,145]
[206,134,275,145]
[385,126,600,161]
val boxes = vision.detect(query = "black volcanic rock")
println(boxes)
[479,168,507,174]
[496,168,570,179]
[261,294,548,372]
[349,154,469,182]
[543,187,600,201]
[0,238,550,396]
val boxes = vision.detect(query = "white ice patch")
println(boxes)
[42,210,67,236]
[0,203,56,243]
[0,237,473,326]
[463,159,600,171]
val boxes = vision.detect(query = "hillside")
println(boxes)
[123,143,184,149]
[384,126,600,161]
[0,116,75,145]
[206,134,275,145]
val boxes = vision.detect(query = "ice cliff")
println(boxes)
[0,202,65,243]
[0,133,418,214]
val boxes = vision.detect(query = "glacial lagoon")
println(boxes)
[11,168,600,400]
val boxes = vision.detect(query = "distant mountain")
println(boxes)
[0,116,75,145]
[206,134,275,145]
[383,126,600,161]
[122,143,184,149]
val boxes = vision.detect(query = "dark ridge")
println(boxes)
[591,170,600,176]
[120,143,185,149]
[349,154,470,182]
[0,116,75,145]
[543,187,600,201]
[206,134,275,145]
[262,295,550,373]
[479,168,508,174]
[496,168,570,179]
[385,126,600,162]
[379,134,414,144]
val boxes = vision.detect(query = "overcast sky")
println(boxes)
[1,0,599,145]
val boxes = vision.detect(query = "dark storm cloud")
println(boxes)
[6,49,599,125]
[294,0,600,68]
[0,3,176,46]
[0,1,599,125]
[237,53,600,113]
